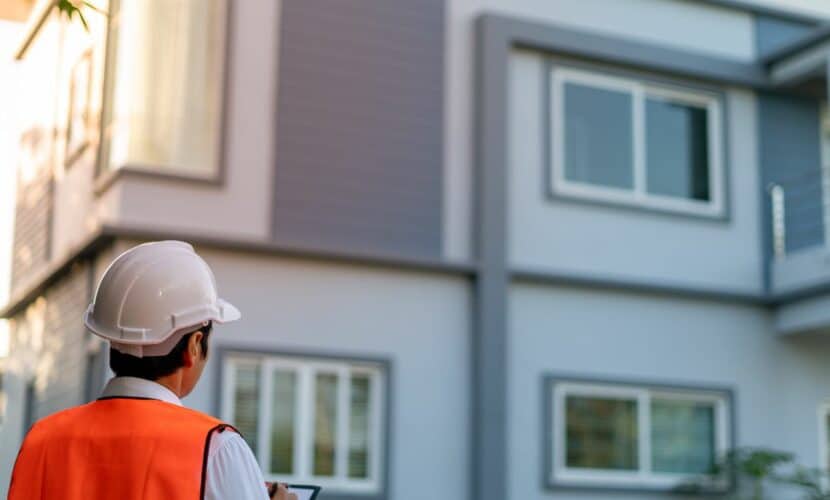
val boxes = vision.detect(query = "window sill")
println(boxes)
[548,183,729,222]
[94,164,223,197]
[547,476,731,496]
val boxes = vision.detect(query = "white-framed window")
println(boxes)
[550,67,725,217]
[99,0,227,178]
[549,380,731,490]
[222,354,386,495]
[820,403,830,474]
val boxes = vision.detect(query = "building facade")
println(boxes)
[1,0,830,499]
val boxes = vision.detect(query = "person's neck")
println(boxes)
[154,372,185,399]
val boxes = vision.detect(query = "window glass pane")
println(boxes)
[563,82,634,190]
[646,98,710,201]
[651,398,716,474]
[348,374,371,479]
[270,370,296,475]
[233,363,260,456]
[103,0,224,175]
[313,373,338,476]
[565,395,638,470]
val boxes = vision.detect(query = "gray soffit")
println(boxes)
[107,224,475,276]
[693,0,827,25]
[0,224,477,320]
[762,25,830,64]
[492,14,768,87]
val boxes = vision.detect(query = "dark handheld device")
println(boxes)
[286,484,321,500]
[267,483,321,500]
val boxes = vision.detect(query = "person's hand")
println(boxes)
[266,482,298,500]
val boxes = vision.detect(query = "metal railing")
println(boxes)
[768,166,830,260]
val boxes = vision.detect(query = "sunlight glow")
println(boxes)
[0,19,24,359]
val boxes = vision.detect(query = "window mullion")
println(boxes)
[369,371,383,485]
[336,366,351,481]
[258,360,274,474]
[639,390,652,478]
[555,385,566,479]
[708,100,723,212]
[222,358,235,423]
[297,365,313,480]
[633,84,647,198]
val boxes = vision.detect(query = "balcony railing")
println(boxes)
[768,166,829,259]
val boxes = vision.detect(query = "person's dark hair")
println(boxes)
[109,322,212,380]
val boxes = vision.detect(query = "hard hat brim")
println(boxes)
[215,298,241,323]
[84,298,241,347]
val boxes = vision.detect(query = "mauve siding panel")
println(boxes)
[273,0,444,258]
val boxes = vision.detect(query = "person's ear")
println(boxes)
[184,331,204,367]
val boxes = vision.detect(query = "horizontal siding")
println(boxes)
[11,157,53,294]
[10,263,90,424]
[273,0,444,258]
[758,93,824,254]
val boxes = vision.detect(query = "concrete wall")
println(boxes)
[508,282,830,500]
[507,50,763,294]
[178,248,472,500]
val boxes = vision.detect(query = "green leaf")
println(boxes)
[56,0,91,32]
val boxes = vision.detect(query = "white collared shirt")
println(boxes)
[101,377,270,500]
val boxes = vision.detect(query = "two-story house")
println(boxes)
[2,0,830,499]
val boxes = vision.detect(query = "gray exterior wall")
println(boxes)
[181,248,471,500]
[272,0,445,259]
[507,50,763,295]
[508,283,830,500]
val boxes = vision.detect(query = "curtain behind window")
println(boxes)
[107,0,224,175]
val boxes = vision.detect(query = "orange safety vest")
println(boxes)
[8,397,237,500]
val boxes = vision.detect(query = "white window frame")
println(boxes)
[819,403,830,475]
[551,381,731,490]
[222,354,385,495]
[550,67,725,218]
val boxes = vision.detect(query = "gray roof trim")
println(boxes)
[494,14,767,87]
[694,0,827,24]
[108,224,477,276]
[0,224,477,319]
[512,267,765,304]
[4,220,830,319]
[761,24,830,64]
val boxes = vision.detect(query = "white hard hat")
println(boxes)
[84,240,241,357]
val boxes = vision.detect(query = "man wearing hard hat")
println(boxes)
[8,241,296,500]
